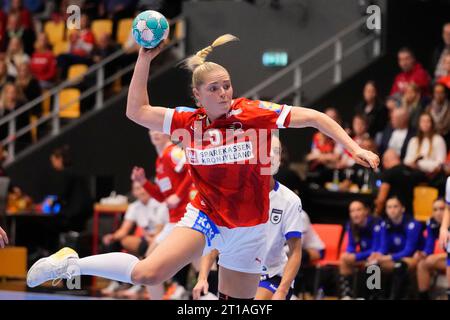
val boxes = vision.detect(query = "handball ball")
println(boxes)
[132,10,169,49]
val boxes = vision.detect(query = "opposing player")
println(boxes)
[27,34,379,299]
[192,136,303,300]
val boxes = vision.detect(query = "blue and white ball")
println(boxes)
[132,10,169,49]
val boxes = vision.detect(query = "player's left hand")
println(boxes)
[352,148,380,169]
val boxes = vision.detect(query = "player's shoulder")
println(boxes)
[235,98,284,114]
[275,181,303,209]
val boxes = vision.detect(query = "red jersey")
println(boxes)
[143,143,193,223]
[163,98,292,228]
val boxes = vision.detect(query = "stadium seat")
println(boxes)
[413,186,439,222]
[92,19,113,42]
[59,88,81,118]
[44,20,65,45]
[68,64,88,81]
[311,224,344,297]
[52,41,68,56]
[116,18,133,45]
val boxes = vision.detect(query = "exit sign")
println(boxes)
[262,51,288,67]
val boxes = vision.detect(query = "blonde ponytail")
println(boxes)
[183,34,239,73]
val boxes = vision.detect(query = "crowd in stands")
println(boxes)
[306,21,450,217]
[0,0,181,153]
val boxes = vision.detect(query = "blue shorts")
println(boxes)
[259,275,294,300]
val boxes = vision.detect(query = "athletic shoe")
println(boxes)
[27,247,79,288]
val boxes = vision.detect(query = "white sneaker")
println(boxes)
[27,247,79,288]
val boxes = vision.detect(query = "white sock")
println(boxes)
[77,253,139,284]
[146,284,165,300]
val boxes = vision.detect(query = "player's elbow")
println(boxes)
[289,107,321,128]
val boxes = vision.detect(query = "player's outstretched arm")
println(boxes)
[126,45,168,131]
[289,107,379,169]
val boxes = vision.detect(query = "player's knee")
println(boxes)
[131,263,164,285]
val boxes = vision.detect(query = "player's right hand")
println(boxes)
[0,226,9,248]
[192,279,209,300]
[139,42,164,62]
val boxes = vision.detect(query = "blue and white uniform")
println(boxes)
[259,181,304,299]
[377,215,424,261]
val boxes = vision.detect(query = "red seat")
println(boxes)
[311,224,344,297]
[312,224,344,267]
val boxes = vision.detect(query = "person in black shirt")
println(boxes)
[374,149,423,216]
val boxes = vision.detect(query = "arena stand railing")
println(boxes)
[0,16,186,163]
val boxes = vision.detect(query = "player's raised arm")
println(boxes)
[126,45,168,131]
[289,106,380,169]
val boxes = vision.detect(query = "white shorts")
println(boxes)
[155,222,177,244]
[177,203,267,274]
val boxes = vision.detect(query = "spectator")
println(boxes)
[437,53,450,89]
[0,82,29,149]
[2,12,35,55]
[355,81,388,138]
[8,0,33,30]
[37,146,93,250]
[432,22,450,80]
[338,200,381,299]
[416,198,447,300]
[374,149,421,216]
[99,0,137,40]
[101,180,168,298]
[30,32,57,89]
[15,61,40,103]
[306,107,344,170]
[0,55,15,91]
[368,196,424,300]
[5,36,29,77]
[425,83,450,141]
[390,47,431,97]
[404,112,447,174]
[337,114,370,169]
[377,107,415,160]
[57,14,95,79]
[401,83,428,131]
[385,94,402,115]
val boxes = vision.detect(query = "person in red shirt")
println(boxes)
[131,130,194,249]
[27,34,379,300]
[30,32,57,88]
[390,47,431,97]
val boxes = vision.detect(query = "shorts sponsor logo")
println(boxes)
[186,142,254,165]
[270,208,283,224]
[192,211,219,246]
